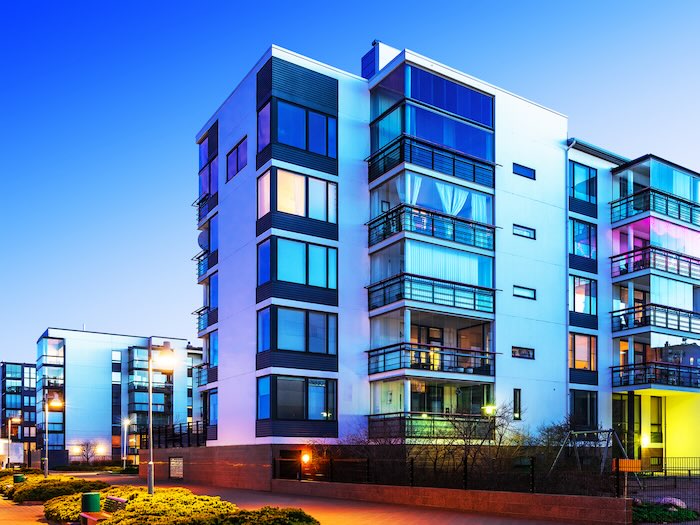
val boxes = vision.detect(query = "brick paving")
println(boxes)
[0,497,46,524]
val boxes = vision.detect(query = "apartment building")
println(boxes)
[184,42,700,480]
[36,328,201,467]
[1,362,36,465]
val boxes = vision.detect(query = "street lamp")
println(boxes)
[44,392,63,478]
[122,418,131,469]
[6,417,21,468]
[147,344,176,495]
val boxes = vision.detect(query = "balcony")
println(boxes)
[367,412,493,440]
[368,205,494,250]
[367,273,495,313]
[37,354,64,368]
[194,249,218,279]
[193,192,218,223]
[611,303,700,335]
[194,306,218,331]
[368,343,495,377]
[611,188,700,227]
[611,246,700,281]
[368,135,494,187]
[139,421,207,448]
[611,362,700,389]
[194,364,218,387]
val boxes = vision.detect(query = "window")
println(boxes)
[208,389,218,425]
[570,390,597,430]
[111,372,121,384]
[277,238,337,289]
[650,396,663,443]
[568,333,597,371]
[111,351,121,362]
[569,219,597,259]
[512,347,535,360]
[226,137,247,181]
[513,163,535,180]
[513,224,536,239]
[278,239,306,284]
[569,161,597,203]
[513,286,536,300]
[198,156,218,198]
[257,239,271,285]
[513,389,522,420]
[208,273,219,309]
[257,171,271,218]
[208,331,219,367]
[23,367,36,389]
[257,306,337,355]
[569,275,597,315]
[275,169,338,223]
[277,101,337,158]
[257,102,270,152]
[257,375,337,421]
[208,214,219,253]
[5,395,20,409]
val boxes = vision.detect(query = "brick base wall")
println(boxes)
[271,479,632,525]
[138,445,273,491]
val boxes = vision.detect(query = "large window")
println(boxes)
[570,390,597,430]
[569,218,597,259]
[569,161,597,204]
[207,273,218,309]
[198,156,218,198]
[257,102,271,152]
[277,101,337,158]
[226,137,247,181]
[257,306,337,354]
[569,275,597,315]
[275,169,337,223]
[208,331,219,367]
[257,375,336,421]
[278,239,337,289]
[208,389,218,425]
[568,333,597,371]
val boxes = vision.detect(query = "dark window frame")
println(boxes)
[256,374,337,422]
[512,347,535,360]
[568,218,597,260]
[568,332,597,371]
[513,163,536,180]
[226,136,248,182]
[259,167,338,224]
[256,305,338,355]
[570,389,598,430]
[569,275,598,315]
[257,236,337,290]
[569,160,598,204]
[513,285,536,300]
[513,388,522,420]
[274,98,338,159]
[513,224,536,239]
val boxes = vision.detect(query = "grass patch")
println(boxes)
[633,502,699,523]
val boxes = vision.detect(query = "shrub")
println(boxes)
[223,506,320,525]
[633,502,699,523]
[12,477,109,502]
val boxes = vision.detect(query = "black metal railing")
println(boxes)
[367,342,495,376]
[611,362,700,389]
[367,273,495,313]
[368,205,494,249]
[139,421,206,449]
[194,307,218,331]
[367,412,494,440]
[368,135,495,187]
[194,250,218,278]
[193,192,219,223]
[611,245,700,280]
[611,303,700,334]
[610,187,700,226]
[194,364,219,387]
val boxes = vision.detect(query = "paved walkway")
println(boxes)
[0,497,46,524]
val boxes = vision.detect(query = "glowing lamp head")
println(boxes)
[10,417,21,424]
[95,445,107,456]
[301,453,311,464]
[641,434,650,448]
[421,413,429,419]
[482,405,497,416]
[122,418,132,427]
[71,446,82,455]
[48,395,63,409]
[154,350,176,372]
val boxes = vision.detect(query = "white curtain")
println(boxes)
[435,181,468,216]
[397,172,423,205]
[405,240,487,286]
[469,192,489,223]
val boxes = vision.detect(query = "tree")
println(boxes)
[79,440,97,464]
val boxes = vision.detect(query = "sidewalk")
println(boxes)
[0,498,45,524]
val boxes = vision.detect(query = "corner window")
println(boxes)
[513,285,536,300]
[226,137,248,181]
[569,161,597,204]
[568,333,596,371]
[276,100,337,159]
[257,171,271,218]
[208,331,219,367]
[257,377,270,419]
[257,102,271,152]
[513,163,535,180]
[257,239,271,285]
[208,389,218,425]
[569,218,597,259]
[257,375,337,421]
[258,306,337,354]
[569,275,597,315]
[277,238,337,289]
[513,224,536,239]
[274,169,337,223]
[512,347,535,360]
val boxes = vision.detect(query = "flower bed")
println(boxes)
[0,474,108,502]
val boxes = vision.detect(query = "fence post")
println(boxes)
[529,456,536,494]
[409,458,414,487]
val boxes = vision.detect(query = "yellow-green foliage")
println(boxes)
[222,506,320,524]
[12,477,109,502]
[44,485,149,523]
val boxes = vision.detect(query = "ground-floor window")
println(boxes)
[257,375,336,421]
[570,389,597,430]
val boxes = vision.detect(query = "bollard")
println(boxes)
[81,492,101,513]
[13,474,25,483]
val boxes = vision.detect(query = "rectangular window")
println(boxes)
[276,101,337,159]
[257,375,337,421]
[208,331,219,367]
[568,333,597,371]
[257,171,271,218]
[569,275,597,315]
[278,308,306,351]
[111,371,121,384]
[257,239,271,285]
[259,307,338,355]
[569,161,597,204]
[650,396,663,443]
[111,351,121,362]
[513,224,536,239]
[513,286,536,300]
[569,218,597,259]
[275,169,338,224]
[275,238,337,289]
[277,376,306,419]
[208,389,218,425]
[208,273,218,309]
[277,239,307,284]
[513,163,536,180]
[257,308,271,353]
[277,169,306,216]
[257,377,270,419]
[513,389,522,420]
[570,390,597,430]
[257,102,271,152]
[226,137,247,181]
[512,347,535,360]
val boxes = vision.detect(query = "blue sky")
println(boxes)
[1,1,699,362]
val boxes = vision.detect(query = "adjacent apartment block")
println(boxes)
[1,362,36,465]
[181,42,700,482]
[37,328,201,467]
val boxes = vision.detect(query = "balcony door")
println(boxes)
[410,325,443,370]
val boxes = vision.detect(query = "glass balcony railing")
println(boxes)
[368,342,495,376]
[611,188,700,226]
[611,303,700,334]
[611,362,700,389]
[368,205,495,250]
[368,135,495,187]
[367,273,495,313]
[192,193,218,223]
[367,412,494,440]
[194,364,218,387]
[611,246,700,280]
[194,250,218,278]
[194,307,218,331]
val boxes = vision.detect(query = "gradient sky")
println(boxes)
[1,1,699,362]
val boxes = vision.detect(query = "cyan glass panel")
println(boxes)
[257,309,270,353]
[257,240,270,285]
[371,105,402,152]
[209,331,219,365]
[208,390,218,424]
[277,239,306,284]
[570,161,596,203]
[371,65,405,120]
[308,378,327,420]
[308,312,327,354]
[308,111,327,155]
[328,248,337,289]
[277,308,306,351]
[570,219,596,259]
[406,104,494,162]
[308,245,328,287]
[407,65,493,128]
[327,117,337,158]
[328,315,337,355]
[651,159,700,204]
[257,377,270,419]
[277,101,306,149]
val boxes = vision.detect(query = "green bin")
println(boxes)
[81,492,101,513]
[13,474,25,483]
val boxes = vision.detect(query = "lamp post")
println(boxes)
[147,342,175,495]
[122,418,131,469]
[44,392,63,478]
[6,417,21,468]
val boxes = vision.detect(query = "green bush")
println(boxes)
[223,506,320,525]
[12,477,109,502]
[633,503,699,523]
[45,485,149,523]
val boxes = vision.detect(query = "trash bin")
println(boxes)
[81,492,101,513]
[13,474,25,483]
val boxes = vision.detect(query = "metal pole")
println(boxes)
[122,421,127,469]
[147,342,154,495]
[44,391,49,478]
[6,420,11,469]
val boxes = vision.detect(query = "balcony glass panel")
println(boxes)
[612,362,700,389]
